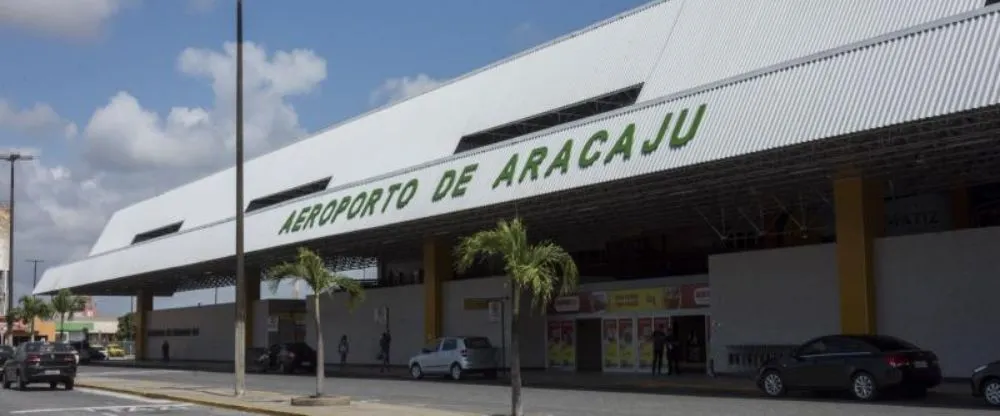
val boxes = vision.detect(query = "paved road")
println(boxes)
[0,382,249,415]
[79,367,994,416]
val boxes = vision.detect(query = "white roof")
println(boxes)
[37,0,997,294]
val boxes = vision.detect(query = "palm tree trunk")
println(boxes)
[29,319,36,342]
[509,284,523,416]
[313,294,324,397]
[60,314,66,342]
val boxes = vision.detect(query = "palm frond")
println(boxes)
[454,218,523,273]
[263,247,366,309]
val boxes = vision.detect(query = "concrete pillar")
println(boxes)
[951,187,971,229]
[245,268,261,348]
[422,238,453,343]
[833,176,884,335]
[134,290,153,360]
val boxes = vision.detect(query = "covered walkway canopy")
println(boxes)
[35,5,1000,297]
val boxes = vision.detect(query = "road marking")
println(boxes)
[76,387,174,403]
[81,370,182,377]
[10,404,193,414]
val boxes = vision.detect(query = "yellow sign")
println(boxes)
[607,288,665,312]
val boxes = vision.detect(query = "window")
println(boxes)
[246,177,332,213]
[826,337,873,354]
[131,222,184,245]
[858,335,919,352]
[453,84,644,154]
[464,337,492,349]
[441,339,458,351]
[25,343,74,353]
[422,339,442,352]
[797,339,828,356]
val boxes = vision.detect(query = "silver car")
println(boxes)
[408,336,498,380]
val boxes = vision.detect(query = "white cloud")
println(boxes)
[186,0,216,14]
[369,73,446,106]
[0,0,125,38]
[0,100,78,139]
[5,41,327,315]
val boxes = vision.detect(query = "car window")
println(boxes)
[798,339,828,355]
[859,335,919,352]
[422,339,441,352]
[464,337,492,349]
[826,337,872,354]
[442,339,458,351]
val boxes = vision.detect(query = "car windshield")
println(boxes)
[859,336,919,352]
[24,343,75,353]
[0,346,13,354]
[464,337,492,349]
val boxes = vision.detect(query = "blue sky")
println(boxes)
[0,0,650,316]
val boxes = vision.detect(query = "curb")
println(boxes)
[75,381,306,416]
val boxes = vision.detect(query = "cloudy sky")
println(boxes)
[0,0,648,316]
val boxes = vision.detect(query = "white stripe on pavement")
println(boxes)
[9,404,193,414]
[75,387,174,403]
[81,369,183,377]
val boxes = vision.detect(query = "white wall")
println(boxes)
[709,244,840,373]
[306,285,424,366]
[146,300,268,361]
[876,226,1000,377]
[442,277,547,369]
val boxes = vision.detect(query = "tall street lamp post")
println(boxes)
[233,0,248,397]
[2,151,35,346]
[26,259,43,288]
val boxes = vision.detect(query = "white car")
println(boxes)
[408,336,498,381]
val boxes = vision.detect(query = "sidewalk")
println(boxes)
[76,376,477,416]
[86,359,973,399]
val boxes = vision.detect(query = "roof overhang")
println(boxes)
[35,7,1000,296]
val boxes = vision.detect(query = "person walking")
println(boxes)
[378,330,392,373]
[651,324,667,376]
[161,340,170,363]
[666,329,680,375]
[338,335,349,369]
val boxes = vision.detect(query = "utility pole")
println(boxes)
[2,151,35,346]
[26,259,42,288]
[233,0,248,397]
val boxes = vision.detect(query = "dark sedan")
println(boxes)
[0,345,13,365]
[757,334,941,401]
[970,360,1000,406]
[1,341,78,390]
[256,342,316,374]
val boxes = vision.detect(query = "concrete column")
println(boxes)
[245,268,261,348]
[951,187,971,229]
[134,290,153,360]
[833,176,884,335]
[422,238,453,343]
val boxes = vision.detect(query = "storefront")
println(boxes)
[546,280,711,374]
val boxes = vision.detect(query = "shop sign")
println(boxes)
[607,288,667,312]
[276,104,708,236]
[552,296,580,313]
[693,286,711,306]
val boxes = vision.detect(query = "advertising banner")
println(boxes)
[637,317,653,368]
[548,283,710,315]
[602,319,618,368]
[654,317,671,333]
[547,321,563,368]
[618,318,635,368]
[560,320,575,367]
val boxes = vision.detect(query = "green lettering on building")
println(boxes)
[277,103,706,236]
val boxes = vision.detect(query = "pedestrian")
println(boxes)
[161,340,170,363]
[651,324,667,376]
[338,335,349,369]
[666,329,680,375]
[379,330,392,373]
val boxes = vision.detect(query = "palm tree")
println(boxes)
[454,217,579,416]
[263,247,365,398]
[51,289,88,342]
[14,296,53,342]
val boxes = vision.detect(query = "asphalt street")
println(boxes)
[79,367,996,416]
[0,382,249,415]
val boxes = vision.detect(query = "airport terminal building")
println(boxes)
[35,1,1000,377]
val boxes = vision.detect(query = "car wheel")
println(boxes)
[850,371,878,401]
[16,371,26,390]
[65,379,74,390]
[450,363,463,381]
[49,382,57,390]
[410,364,424,380]
[1,371,9,389]
[760,370,787,397]
[983,378,1000,406]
